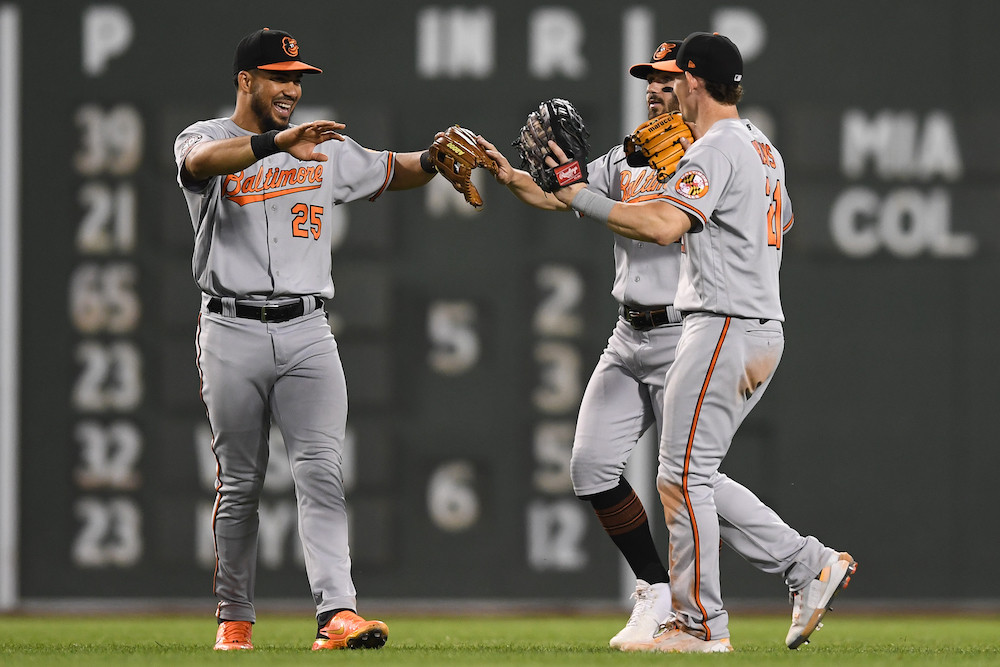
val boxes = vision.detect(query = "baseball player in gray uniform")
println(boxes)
[174,28,442,651]
[538,32,857,653]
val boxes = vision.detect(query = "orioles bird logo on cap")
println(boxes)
[282,36,299,57]
[653,42,675,61]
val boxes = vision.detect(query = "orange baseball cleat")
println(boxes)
[311,610,388,650]
[214,620,253,651]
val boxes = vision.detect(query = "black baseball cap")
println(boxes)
[233,28,322,76]
[628,40,683,79]
[664,32,742,85]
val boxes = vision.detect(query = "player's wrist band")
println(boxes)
[570,187,614,223]
[250,130,281,159]
[419,150,437,174]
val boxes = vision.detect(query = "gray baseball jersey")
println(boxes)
[571,145,685,499]
[574,142,831,609]
[174,117,394,623]
[666,119,793,321]
[176,117,393,300]
[656,119,834,641]
[586,145,682,306]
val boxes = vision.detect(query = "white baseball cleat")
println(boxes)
[786,551,858,649]
[609,579,675,649]
[620,621,734,653]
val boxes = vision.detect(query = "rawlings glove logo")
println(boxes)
[554,160,584,187]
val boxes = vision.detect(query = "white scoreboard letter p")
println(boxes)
[82,5,134,77]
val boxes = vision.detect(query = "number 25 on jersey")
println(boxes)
[291,203,322,240]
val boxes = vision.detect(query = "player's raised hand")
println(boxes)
[544,139,587,206]
[477,135,517,186]
[277,120,346,162]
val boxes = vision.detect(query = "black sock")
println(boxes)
[581,479,669,585]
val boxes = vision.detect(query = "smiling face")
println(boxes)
[246,69,304,131]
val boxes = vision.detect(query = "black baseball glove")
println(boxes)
[512,98,590,192]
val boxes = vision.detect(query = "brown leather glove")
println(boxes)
[624,112,693,182]
[428,125,499,208]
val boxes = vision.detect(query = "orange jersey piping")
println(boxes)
[681,316,730,640]
[368,152,395,202]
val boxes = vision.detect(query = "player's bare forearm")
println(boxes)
[505,169,569,211]
[605,198,693,245]
[558,184,691,244]
[541,136,691,242]
[476,136,567,211]
[387,151,437,190]
[183,136,260,181]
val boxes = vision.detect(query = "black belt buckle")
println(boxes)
[209,296,318,323]
[624,307,654,331]
[625,308,653,331]
[258,301,301,322]
[623,305,676,330]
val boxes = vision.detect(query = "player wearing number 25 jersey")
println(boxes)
[174,27,440,652]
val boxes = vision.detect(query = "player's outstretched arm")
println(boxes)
[387,151,437,190]
[545,140,694,245]
[183,120,345,182]
[477,136,569,212]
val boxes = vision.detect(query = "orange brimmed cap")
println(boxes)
[233,28,322,76]
[628,40,683,79]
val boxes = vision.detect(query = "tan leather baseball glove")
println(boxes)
[428,125,499,208]
[624,112,693,182]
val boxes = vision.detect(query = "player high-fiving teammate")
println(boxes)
[539,32,857,653]
[174,27,455,652]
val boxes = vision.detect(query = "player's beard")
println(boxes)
[250,90,292,132]
[648,97,680,120]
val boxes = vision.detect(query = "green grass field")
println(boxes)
[1,613,999,665]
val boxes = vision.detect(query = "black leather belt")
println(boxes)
[681,310,770,325]
[620,304,682,330]
[208,296,323,323]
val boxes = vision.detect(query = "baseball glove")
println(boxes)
[428,125,499,208]
[512,98,590,192]
[623,112,693,182]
